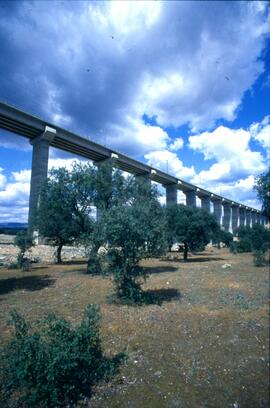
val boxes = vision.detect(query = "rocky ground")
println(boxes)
[0,247,269,407]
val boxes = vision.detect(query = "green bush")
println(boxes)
[218,230,233,247]
[0,305,125,407]
[236,237,252,253]
[229,241,238,254]
[14,231,34,270]
[253,250,267,267]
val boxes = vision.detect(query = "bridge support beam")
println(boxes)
[212,200,222,225]
[251,212,257,226]
[222,202,231,232]
[246,210,251,227]
[239,207,246,226]
[201,196,211,213]
[28,126,56,229]
[185,190,196,208]
[166,184,178,207]
[231,205,239,234]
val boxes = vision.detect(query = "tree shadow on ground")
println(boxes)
[143,288,181,305]
[61,259,87,266]
[143,266,179,274]
[186,256,225,263]
[0,275,56,296]
[160,255,225,263]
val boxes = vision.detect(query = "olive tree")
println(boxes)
[97,181,167,303]
[166,204,220,261]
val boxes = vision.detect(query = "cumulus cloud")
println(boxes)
[0,1,269,156]
[0,175,30,207]
[187,122,268,208]
[0,1,269,219]
[169,137,184,152]
[0,168,6,189]
[250,115,270,152]
[208,175,261,210]
[145,150,195,180]
[189,125,266,184]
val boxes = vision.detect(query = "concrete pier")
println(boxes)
[201,196,211,213]
[166,184,178,207]
[239,207,246,226]
[251,212,257,226]
[185,190,196,208]
[246,210,251,227]
[28,126,56,229]
[231,204,239,234]
[213,200,222,225]
[222,202,231,232]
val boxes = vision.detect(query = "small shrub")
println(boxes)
[236,237,252,253]
[0,305,125,407]
[229,241,238,254]
[14,231,34,270]
[253,250,266,267]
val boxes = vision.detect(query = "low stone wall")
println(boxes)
[0,236,88,266]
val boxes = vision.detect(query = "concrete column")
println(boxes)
[251,212,257,226]
[239,207,246,226]
[246,210,251,227]
[222,202,231,232]
[201,196,211,213]
[212,200,222,225]
[166,184,178,207]
[256,213,261,224]
[28,126,56,229]
[231,205,239,234]
[185,190,196,207]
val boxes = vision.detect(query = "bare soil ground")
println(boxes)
[0,247,269,408]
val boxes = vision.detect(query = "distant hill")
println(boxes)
[0,222,28,235]
[0,222,28,229]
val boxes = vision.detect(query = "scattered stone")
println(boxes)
[222,263,232,269]
[154,370,162,377]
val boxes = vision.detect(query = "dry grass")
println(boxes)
[0,248,269,407]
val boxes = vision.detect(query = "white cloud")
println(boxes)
[250,115,270,152]
[189,125,266,183]
[108,117,169,156]
[145,150,195,180]
[0,1,269,155]
[0,168,7,189]
[208,175,261,209]
[169,137,184,152]
[48,157,86,171]
[12,169,31,183]
[0,179,30,207]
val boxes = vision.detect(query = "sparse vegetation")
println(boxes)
[229,225,270,266]
[0,305,125,407]
[14,230,34,270]
[0,248,268,407]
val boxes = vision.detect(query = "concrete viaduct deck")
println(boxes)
[0,102,266,232]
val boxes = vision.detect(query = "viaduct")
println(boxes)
[0,102,267,233]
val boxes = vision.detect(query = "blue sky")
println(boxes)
[0,1,269,223]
